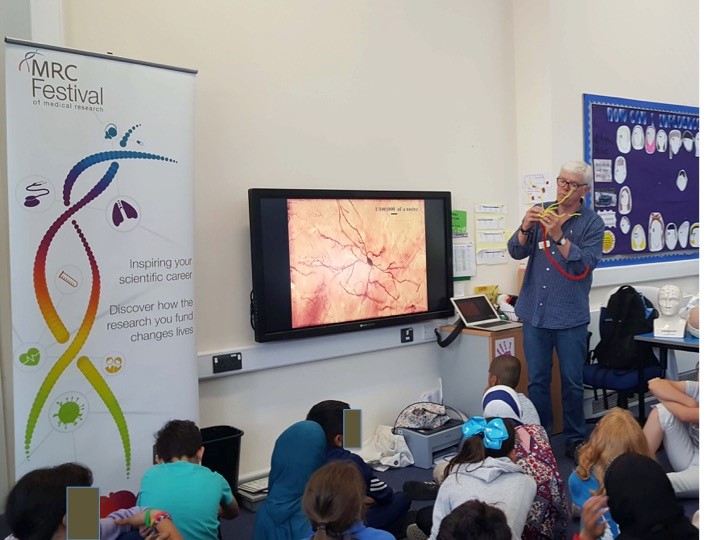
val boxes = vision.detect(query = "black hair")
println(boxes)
[306,400,349,446]
[489,355,521,389]
[154,419,202,462]
[5,462,92,540]
[443,418,516,482]
[437,500,512,540]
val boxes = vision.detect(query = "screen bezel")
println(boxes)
[248,188,454,342]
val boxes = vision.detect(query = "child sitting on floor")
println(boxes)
[430,417,536,540]
[437,500,512,540]
[138,419,239,540]
[307,400,411,538]
[302,460,394,540]
[4,462,181,540]
[569,408,652,539]
[485,355,541,427]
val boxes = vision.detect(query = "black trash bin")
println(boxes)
[201,425,244,499]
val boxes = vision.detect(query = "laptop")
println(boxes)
[450,294,523,331]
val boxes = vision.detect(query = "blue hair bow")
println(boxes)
[461,417,509,450]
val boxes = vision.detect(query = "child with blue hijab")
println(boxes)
[254,420,327,540]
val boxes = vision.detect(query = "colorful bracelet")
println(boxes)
[152,511,172,527]
[144,508,152,528]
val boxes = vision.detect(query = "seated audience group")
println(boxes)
[4,354,699,540]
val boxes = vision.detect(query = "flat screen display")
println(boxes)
[248,189,454,342]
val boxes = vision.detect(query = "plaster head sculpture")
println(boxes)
[620,216,631,234]
[676,170,688,192]
[682,130,694,152]
[648,212,665,252]
[631,224,646,251]
[694,132,699,157]
[656,129,668,152]
[616,125,631,154]
[678,221,690,248]
[687,305,699,338]
[618,186,632,215]
[632,125,645,150]
[657,284,682,318]
[645,125,656,153]
[668,130,682,157]
[665,223,678,250]
[689,223,699,248]
[614,156,627,184]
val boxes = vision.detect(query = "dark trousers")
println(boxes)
[366,491,412,538]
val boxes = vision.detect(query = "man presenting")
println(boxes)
[507,161,604,460]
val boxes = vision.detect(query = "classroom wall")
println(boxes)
[0,0,699,484]
[513,0,699,308]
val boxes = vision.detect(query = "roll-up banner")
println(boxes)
[5,38,198,506]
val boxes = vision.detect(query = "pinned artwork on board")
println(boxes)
[584,94,698,262]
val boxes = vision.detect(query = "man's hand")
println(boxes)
[521,205,543,231]
[540,211,563,242]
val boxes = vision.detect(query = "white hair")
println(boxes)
[560,161,593,185]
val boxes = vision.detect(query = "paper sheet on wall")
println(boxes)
[452,241,476,277]
[476,249,509,265]
[476,215,506,230]
[451,209,468,237]
[474,203,507,214]
[476,231,507,244]
[521,172,555,207]
[495,337,515,356]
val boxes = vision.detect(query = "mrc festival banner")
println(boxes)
[5,39,198,503]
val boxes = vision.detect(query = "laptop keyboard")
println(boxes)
[478,320,512,328]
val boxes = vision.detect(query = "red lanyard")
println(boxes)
[540,224,590,281]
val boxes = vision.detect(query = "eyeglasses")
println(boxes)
[556,177,586,190]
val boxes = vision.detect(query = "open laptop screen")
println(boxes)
[451,294,500,325]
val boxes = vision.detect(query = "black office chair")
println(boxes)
[582,286,663,425]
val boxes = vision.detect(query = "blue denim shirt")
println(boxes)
[507,202,604,329]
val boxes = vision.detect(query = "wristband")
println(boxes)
[144,508,152,528]
[519,224,531,235]
[152,512,172,527]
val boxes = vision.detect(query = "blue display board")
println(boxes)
[583,94,699,266]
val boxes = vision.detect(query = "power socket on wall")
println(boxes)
[213,352,242,374]
[400,327,414,343]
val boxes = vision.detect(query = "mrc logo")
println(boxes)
[19,49,78,81]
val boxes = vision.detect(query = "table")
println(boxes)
[634,333,699,376]
[439,324,564,435]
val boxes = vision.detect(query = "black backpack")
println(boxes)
[591,285,659,370]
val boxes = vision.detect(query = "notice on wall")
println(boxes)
[5,40,198,501]
[584,94,699,263]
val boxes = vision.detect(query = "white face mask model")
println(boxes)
[614,156,627,184]
[632,125,644,150]
[648,212,665,252]
[678,221,690,248]
[645,125,656,154]
[665,223,678,250]
[616,125,631,154]
[676,170,688,192]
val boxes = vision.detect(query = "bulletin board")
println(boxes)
[583,94,699,266]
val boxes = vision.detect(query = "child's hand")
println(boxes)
[149,519,183,539]
[579,495,608,540]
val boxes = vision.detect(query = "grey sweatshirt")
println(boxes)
[429,456,536,540]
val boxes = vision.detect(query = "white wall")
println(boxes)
[56,0,520,475]
[513,0,699,310]
[0,0,699,483]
